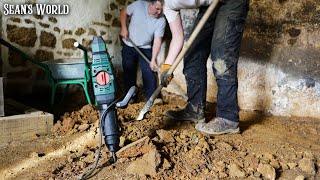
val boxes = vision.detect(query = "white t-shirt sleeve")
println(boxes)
[154,18,166,37]
[126,1,139,16]
[163,6,180,23]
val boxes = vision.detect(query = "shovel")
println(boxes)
[137,0,220,120]
[126,37,188,100]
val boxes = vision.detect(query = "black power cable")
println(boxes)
[80,97,121,180]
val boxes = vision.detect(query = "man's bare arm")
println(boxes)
[150,36,163,71]
[120,8,129,39]
[164,15,184,65]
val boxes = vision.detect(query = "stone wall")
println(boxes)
[239,0,320,117]
[0,0,132,94]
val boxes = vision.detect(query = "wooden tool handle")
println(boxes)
[167,0,219,75]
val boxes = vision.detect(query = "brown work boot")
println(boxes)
[195,117,240,135]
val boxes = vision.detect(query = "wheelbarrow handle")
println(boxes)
[74,42,88,52]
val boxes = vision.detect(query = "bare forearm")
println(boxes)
[120,8,128,38]
[120,8,127,29]
[151,37,162,63]
[165,36,183,65]
[164,16,184,65]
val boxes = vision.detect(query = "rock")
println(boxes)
[197,138,210,153]
[280,162,289,170]
[62,117,76,132]
[94,119,100,128]
[51,121,62,133]
[156,129,175,143]
[239,151,247,157]
[68,154,77,163]
[30,152,46,158]
[151,136,160,143]
[229,164,246,178]
[30,152,40,158]
[183,145,189,153]
[316,160,320,169]
[216,141,233,151]
[191,134,199,144]
[270,159,280,169]
[295,175,305,180]
[162,158,171,170]
[257,163,276,180]
[216,161,226,172]
[303,152,314,159]
[119,136,126,147]
[83,153,95,163]
[179,132,186,139]
[298,158,316,175]
[218,172,228,179]
[77,161,87,169]
[117,136,155,159]
[288,162,297,169]
[246,156,259,170]
[202,168,209,174]
[126,149,161,176]
[253,171,261,177]
[78,123,90,132]
[263,152,274,160]
[118,157,127,163]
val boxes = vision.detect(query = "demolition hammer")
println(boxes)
[75,36,137,179]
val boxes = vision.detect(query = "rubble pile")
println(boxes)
[52,105,99,136]
[49,102,319,179]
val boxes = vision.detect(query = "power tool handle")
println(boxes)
[116,86,137,108]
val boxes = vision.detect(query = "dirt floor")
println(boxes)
[0,92,319,180]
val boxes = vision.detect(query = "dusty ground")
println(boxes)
[0,92,319,180]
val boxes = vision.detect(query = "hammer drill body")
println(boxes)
[91,36,119,161]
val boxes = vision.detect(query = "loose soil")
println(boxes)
[0,93,319,180]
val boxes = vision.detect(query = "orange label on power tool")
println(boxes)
[96,71,110,86]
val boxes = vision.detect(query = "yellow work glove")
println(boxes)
[160,64,174,87]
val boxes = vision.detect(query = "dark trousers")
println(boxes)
[121,43,157,99]
[183,0,249,122]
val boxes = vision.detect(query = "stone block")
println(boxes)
[75,28,86,36]
[62,38,77,49]
[40,31,56,48]
[48,17,57,23]
[35,50,54,61]
[104,13,112,21]
[7,25,37,47]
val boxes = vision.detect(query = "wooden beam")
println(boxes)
[0,100,53,143]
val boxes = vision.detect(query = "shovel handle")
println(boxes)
[167,0,220,75]
[127,37,188,100]
[127,38,152,64]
